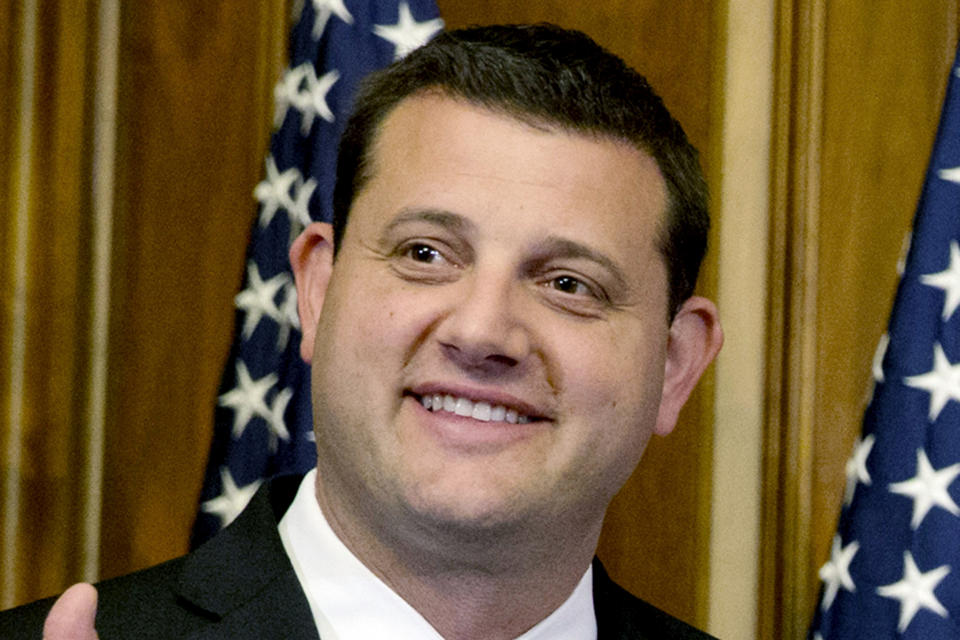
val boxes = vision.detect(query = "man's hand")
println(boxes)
[42,583,98,640]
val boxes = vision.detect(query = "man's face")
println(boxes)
[297,94,715,542]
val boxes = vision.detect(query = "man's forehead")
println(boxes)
[354,93,669,277]
[368,93,664,192]
[375,90,645,151]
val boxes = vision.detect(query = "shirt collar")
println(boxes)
[278,469,597,640]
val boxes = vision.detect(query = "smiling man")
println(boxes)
[2,23,722,640]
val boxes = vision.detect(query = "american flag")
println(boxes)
[191,0,443,547]
[810,43,960,638]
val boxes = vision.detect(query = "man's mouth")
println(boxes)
[414,393,534,424]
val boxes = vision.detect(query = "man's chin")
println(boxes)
[400,488,545,540]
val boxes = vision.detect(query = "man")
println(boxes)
[2,23,722,639]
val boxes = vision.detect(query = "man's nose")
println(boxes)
[434,271,532,375]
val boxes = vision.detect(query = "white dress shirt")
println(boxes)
[278,469,597,639]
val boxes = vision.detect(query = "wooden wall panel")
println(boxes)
[763,2,960,637]
[98,1,285,579]
[437,1,717,628]
[1,0,97,606]
[0,0,17,410]
[1,0,286,607]
[19,0,97,601]
[0,2,13,274]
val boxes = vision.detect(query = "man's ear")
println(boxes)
[289,222,335,363]
[654,296,723,436]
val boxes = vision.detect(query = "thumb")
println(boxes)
[43,583,99,640]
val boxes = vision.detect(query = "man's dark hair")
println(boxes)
[333,23,708,316]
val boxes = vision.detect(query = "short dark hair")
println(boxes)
[333,23,708,316]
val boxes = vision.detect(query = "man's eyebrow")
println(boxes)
[380,208,477,240]
[531,236,630,290]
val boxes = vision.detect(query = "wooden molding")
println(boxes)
[759,0,825,637]
[760,3,960,638]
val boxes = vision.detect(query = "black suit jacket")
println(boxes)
[0,475,714,639]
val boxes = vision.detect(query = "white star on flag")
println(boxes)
[889,448,960,529]
[201,466,262,528]
[938,166,960,183]
[374,1,444,61]
[904,342,960,421]
[254,156,299,227]
[299,68,339,134]
[273,64,309,128]
[873,334,889,384]
[265,387,294,453]
[234,262,290,340]
[867,333,890,404]
[897,232,912,276]
[275,64,340,136]
[844,434,875,506]
[818,535,859,610]
[876,551,951,632]
[218,361,278,438]
[920,240,960,320]
[310,0,353,40]
[289,177,317,231]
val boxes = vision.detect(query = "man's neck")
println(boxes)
[314,474,603,640]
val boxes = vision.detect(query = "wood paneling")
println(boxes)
[98,1,285,579]
[0,2,14,278]
[21,0,97,600]
[437,1,717,628]
[3,1,285,607]
[1,0,96,606]
[762,2,960,637]
[0,0,18,412]
[2,0,288,607]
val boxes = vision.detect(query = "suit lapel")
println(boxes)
[592,559,714,640]
[176,475,321,639]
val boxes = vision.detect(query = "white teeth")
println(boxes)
[472,402,491,422]
[419,393,531,424]
[454,397,473,417]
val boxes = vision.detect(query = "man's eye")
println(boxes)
[550,275,592,296]
[406,244,442,263]
[389,241,461,284]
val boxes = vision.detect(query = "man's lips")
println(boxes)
[405,388,551,425]
[419,393,529,424]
